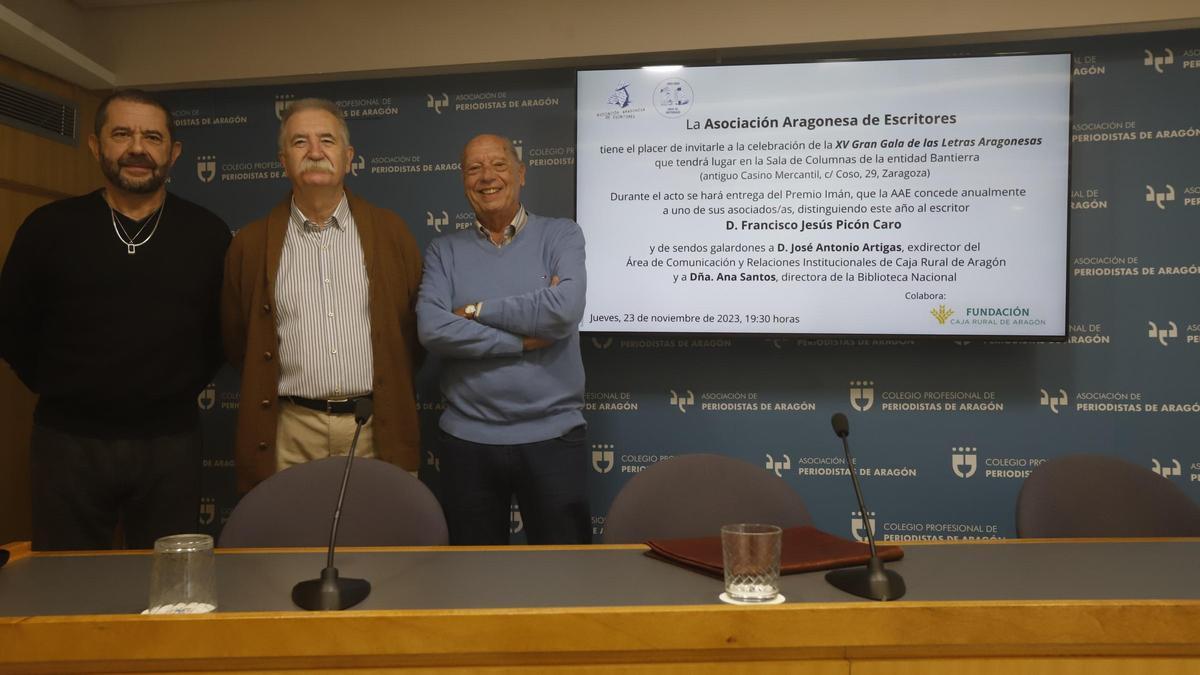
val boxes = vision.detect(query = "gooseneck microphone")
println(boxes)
[825,412,906,601]
[292,398,374,611]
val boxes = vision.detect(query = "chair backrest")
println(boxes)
[1016,453,1200,538]
[603,453,811,543]
[218,457,448,547]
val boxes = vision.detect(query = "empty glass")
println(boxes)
[721,523,782,603]
[147,534,216,614]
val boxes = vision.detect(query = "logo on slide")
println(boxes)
[849,381,874,412]
[196,155,217,183]
[511,139,524,161]
[274,94,295,120]
[590,336,614,349]
[426,92,449,114]
[851,511,876,543]
[350,155,365,177]
[951,447,977,478]
[1148,320,1178,346]
[1143,48,1174,73]
[425,450,440,472]
[591,444,615,474]
[509,504,523,534]
[764,453,791,477]
[930,304,955,325]
[1145,184,1175,209]
[653,78,693,118]
[607,82,632,108]
[199,497,216,526]
[1151,458,1182,478]
[669,389,694,413]
[197,383,216,411]
[1039,388,1069,414]
[426,210,449,232]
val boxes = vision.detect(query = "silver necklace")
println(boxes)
[110,199,165,255]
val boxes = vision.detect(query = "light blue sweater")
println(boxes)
[416,212,586,444]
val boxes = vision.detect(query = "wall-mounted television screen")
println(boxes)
[576,53,1071,338]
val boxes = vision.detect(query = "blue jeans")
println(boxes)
[437,425,591,545]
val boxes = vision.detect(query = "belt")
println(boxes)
[284,394,372,415]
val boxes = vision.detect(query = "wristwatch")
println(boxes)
[464,303,478,319]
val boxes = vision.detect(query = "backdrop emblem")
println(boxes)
[765,453,791,477]
[199,497,216,526]
[669,389,694,413]
[426,93,448,114]
[849,381,874,412]
[1152,458,1182,477]
[1143,48,1174,73]
[851,511,876,543]
[426,210,449,232]
[1145,184,1175,209]
[197,383,216,410]
[1148,320,1178,346]
[1039,388,1069,414]
[591,445,615,474]
[951,447,977,478]
[196,155,216,183]
[274,94,295,120]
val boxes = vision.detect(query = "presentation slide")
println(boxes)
[576,54,1070,337]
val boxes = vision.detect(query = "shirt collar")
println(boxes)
[290,193,350,233]
[476,206,527,247]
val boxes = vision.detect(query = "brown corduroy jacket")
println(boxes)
[221,191,423,493]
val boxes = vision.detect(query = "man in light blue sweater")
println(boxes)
[416,133,589,545]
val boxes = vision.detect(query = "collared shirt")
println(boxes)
[274,193,373,399]
[476,206,528,248]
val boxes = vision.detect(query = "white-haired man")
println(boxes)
[222,98,422,493]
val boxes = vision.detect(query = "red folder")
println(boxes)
[644,525,904,577]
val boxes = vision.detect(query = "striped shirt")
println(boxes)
[476,206,528,247]
[275,194,373,399]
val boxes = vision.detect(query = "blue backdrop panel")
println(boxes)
[164,30,1200,542]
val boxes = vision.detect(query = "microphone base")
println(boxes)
[292,566,371,611]
[825,558,906,601]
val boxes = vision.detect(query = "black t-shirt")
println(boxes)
[0,189,231,438]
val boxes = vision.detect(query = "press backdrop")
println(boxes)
[162,28,1200,543]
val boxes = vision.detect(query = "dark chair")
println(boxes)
[1016,453,1200,538]
[603,453,812,543]
[218,457,448,547]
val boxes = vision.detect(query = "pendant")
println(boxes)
[128,244,137,255]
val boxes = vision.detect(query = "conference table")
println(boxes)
[1,538,1198,673]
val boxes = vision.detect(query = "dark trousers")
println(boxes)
[31,424,202,551]
[438,425,591,545]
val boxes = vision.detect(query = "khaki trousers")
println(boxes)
[275,401,376,473]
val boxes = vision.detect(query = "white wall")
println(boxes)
[2,0,1200,88]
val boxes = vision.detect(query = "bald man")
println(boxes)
[416,133,589,545]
